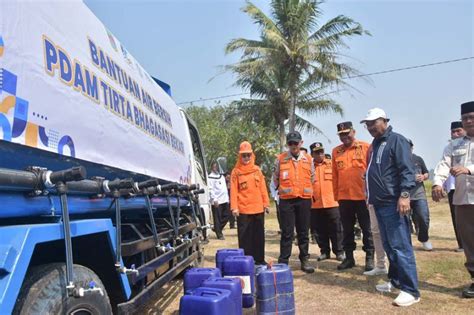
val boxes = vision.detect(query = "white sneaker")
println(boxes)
[392,291,420,307]
[422,241,433,251]
[364,266,388,276]
[376,281,394,293]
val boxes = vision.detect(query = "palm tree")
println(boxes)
[227,75,343,151]
[225,0,369,146]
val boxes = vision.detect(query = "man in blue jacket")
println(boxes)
[361,108,420,307]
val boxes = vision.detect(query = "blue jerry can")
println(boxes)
[215,248,245,272]
[256,263,295,315]
[201,276,243,315]
[183,267,221,294]
[222,255,255,308]
[179,287,233,315]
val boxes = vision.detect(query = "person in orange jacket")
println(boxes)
[230,141,270,266]
[310,142,345,262]
[273,131,315,273]
[332,121,374,271]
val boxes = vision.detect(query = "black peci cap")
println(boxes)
[310,142,324,152]
[461,101,474,115]
[286,131,302,143]
[337,121,353,134]
[451,121,463,130]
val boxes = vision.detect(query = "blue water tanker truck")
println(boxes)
[0,1,211,313]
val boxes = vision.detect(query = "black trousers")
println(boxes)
[278,198,311,263]
[338,200,374,253]
[237,213,265,264]
[212,202,231,237]
[275,202,282,231]
[455,205,474,276]
[311,207,343,255]
[448,190,463,249]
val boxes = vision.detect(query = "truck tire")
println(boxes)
[14,263,112,315]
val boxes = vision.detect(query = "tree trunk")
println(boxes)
[279,119,286,152]
[288,87,297,132]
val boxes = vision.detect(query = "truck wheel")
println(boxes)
[14,263,112,315]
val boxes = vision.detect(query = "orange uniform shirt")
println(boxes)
[331,140,370,201]
[230,168,270,215]
[312,158,339,209]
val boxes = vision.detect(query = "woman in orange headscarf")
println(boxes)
[230,141,270,265]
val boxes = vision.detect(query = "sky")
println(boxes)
[84,0,473,169]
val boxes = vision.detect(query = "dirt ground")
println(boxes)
[141,199,473,314]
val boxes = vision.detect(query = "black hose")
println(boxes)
[137,178,159,190]
[49,166,86,184]
[0,167,40,191]
[66,179,103,195]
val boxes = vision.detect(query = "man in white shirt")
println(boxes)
[442,121,466,252]
[433,101,474,299]
[208,161,230,240]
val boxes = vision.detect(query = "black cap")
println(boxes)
[461,101,474,115]
[451,121,463,130]
[337,121,353,134]
[310,142,324,152]
[286,131,302,143]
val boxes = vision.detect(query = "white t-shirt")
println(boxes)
[208,172,229,205]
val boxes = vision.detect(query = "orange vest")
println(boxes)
[331,141,369,201]
[312,158,339,209]
[278,152,313,200]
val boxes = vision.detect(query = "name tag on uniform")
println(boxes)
[282,171,289,179]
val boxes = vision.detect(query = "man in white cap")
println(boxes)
[362,108,420,307]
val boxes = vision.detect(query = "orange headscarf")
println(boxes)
[234,141,260,175]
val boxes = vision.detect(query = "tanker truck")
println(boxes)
[0,1,210,313]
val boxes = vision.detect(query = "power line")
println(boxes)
[176,56,474,105]
[345,56,474,79]
[177,92,249,105]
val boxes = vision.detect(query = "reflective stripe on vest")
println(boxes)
[278,152,313,199]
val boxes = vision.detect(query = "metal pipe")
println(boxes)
[57,182,75,293]
[144,195,159,246]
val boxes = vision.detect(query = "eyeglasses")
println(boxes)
[287,141,299,146]
[461,114,474,122]
[364,119,384,128]
[242,153,252,158]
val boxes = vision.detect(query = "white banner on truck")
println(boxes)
[0,1,192,183]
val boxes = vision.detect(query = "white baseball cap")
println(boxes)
[360,108,390,123]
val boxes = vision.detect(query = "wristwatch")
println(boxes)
[400,191,410,198]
